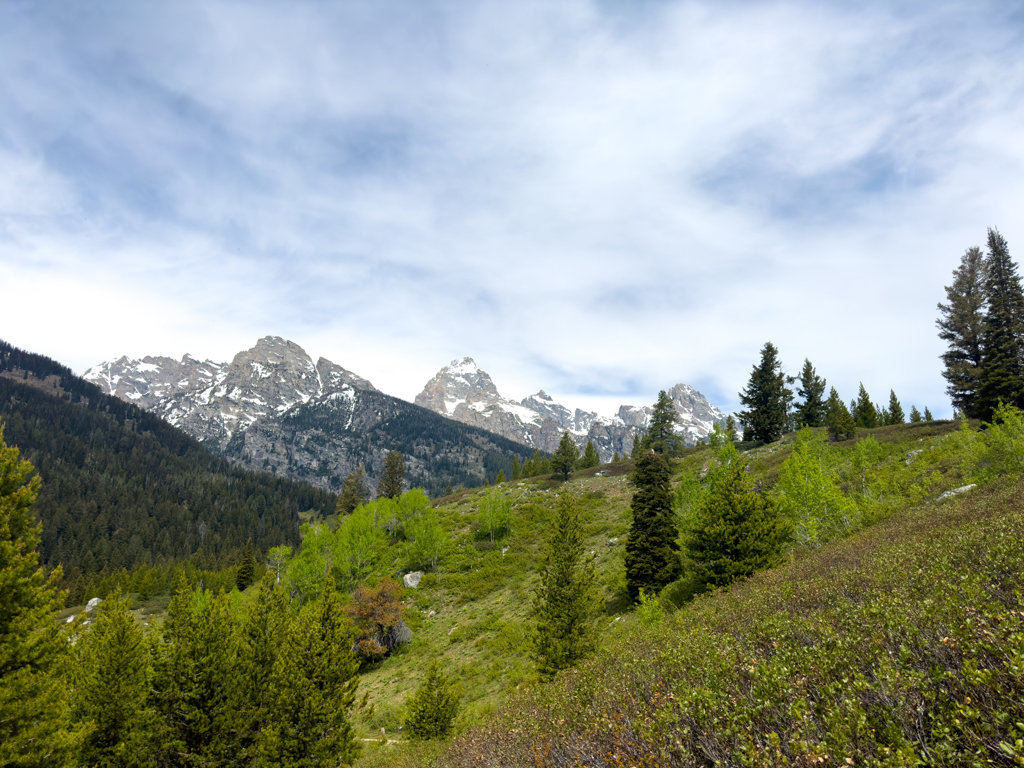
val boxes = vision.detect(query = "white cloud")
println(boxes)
[1,0,1022,420]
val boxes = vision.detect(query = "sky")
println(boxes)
[2,0,1023,419]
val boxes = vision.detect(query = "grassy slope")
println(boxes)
[355,418,1024,766]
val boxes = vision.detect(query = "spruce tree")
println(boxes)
[377,451,406,500]
[0,427,70,767]
[725,415,739,442]
[937,245,987,418]
[887,390,905,425]
[977,228,1024,420]
[924,407,933,421]
[909,405,923,423]
[794,359,827,427]
[825,388,856,441]
[630,433,641,458]
[236,538,257,591]
[613,451,620,462]
[71,593,151,767]
[511,456,521,481]
[684,463,791,590]
[259,574,360,765]
[737,342,790,443]
[645,390,679,453]
[496,470,506,484]
[532,492,599,679]
[624,450,681,601]
[336,464,370,517]
[404,660,461,740]
[581,440,600,468]
[852,383,878,428]
[551,431,580,481]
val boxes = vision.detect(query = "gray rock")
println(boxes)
[86,597,102,613]
[607,537,619,546]
[938,484,976,500]
[403,571,423,589]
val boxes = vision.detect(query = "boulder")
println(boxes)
[403,571,423,589]
[86,597,102,613]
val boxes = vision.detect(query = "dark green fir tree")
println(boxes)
[887,390,905,425]
[612,451,620,462]
[532,492,599,679]
[236,538,257,592]
[551,431,580,481]
[624,450,681,601]
[825,387,856,441]
[581,440,600,469]
[630,433,642,458]
[937,245,987,418]
[404,660,461,740]
[336,464,370,517]
[924,407,933,421]
[377,451,406,500]
[644,390,679,454]
[794,358,827,427]
[683,464,791,591]
[852,383,879,428]
[737,342,790,443]
[977,228,1024,420]
[909,405,923,423]
[511,456,521,480]
[495,470,506,484]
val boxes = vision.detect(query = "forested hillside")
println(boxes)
[0,340,335,584]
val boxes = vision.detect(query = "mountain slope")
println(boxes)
[85,339,537,496]
[414,358,726,460]
[0,339,335,578]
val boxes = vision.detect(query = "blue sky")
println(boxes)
[2,0,1023,418]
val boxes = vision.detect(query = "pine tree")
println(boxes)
[532,492,599,679]
[511,456,521,480]
[725,415,739,442]
[236,537,257,591]
[259,574,360,766]
[495,470,506,484]
[404,660,461,740]
[852,383,878,428]
[978,229,1024,420]
[887,390,905,425]
[336,464,370,517]
[551,431,580,481]
[0,426,70,767]
[794,359,827,427]
[684,463,791,590]
[581,440,600,469]
[613,451,620,462]
[924,407,933,421]
[825,388,856,441]
[645,390,679,453]
[938,245,987,418]
[630,433,641,458]
[737,342,790,443]
[71,593,151,767]
[909,405,923,423]
[377,451,406,500]
[624,451,681,601]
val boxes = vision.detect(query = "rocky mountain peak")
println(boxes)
[413,357,501,414]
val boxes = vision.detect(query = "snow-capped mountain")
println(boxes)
[84,336,376,449]
[414,358,726,461]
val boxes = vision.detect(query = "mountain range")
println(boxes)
[83,337,727,491]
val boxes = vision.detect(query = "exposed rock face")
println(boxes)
[414,359,727,462]
[84,336,376,450]
[86,340,534,497]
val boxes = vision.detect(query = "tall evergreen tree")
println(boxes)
[644,390,679,453]
[0,426,70,767]
[852,383,879,428]
[551,431,580,481]
[825,388,856,441]
[404,660,461,740]
[937,245,987,418]
[624,451,681,601]
[336,464,370,517]
[236,537,257,591]
[909,405,923,423]
[924,407,933,421]
[532,492,599,679]
[725,415,739,442]
[887,390,905,425]
[737,342,790,443]
[258,574,360,766]
[977,229,1024,420]
[580,440,600,469]
[511,456,521,481]
[794,359,827,427]
[684,464,791,590]
[71,593,151,768]
[377,451,406,500]
[630,433,641,458]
